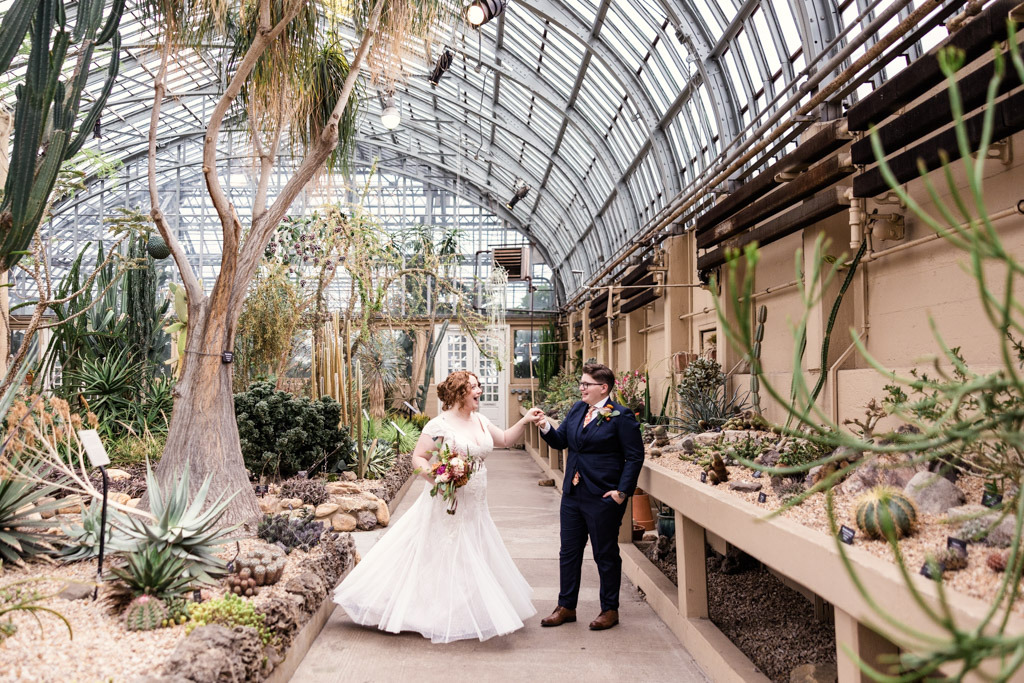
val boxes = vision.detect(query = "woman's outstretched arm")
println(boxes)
[488,407,545,448]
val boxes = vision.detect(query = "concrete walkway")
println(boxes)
[290,449,707,683]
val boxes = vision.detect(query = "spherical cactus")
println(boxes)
[988,550,1008,573]
[935,548,967,571]
[854,486,918,540]
[124,595,168,631]
[233,545,287,586]
[147,234,171,259]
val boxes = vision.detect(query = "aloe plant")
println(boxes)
[0,455,65,563]
[58,498,137,563]
[106,545,194,607]
[120,462,236,584]
[0,0,125,270]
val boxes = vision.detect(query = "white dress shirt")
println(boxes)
[540,396,609,434]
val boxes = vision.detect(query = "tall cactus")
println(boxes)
[0,0,125,270]
[750,305,766,414]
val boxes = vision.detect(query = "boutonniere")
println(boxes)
[598,405,620,422]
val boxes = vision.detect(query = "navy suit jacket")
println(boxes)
[540,400,645,497]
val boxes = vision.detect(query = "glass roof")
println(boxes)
[2,0,953,304]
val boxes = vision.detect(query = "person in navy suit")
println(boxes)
[532,363,645,631]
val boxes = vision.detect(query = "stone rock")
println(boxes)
[127,498,141,508]
[904,471,965,515]
[58,581,93,601]
[538,478,555,487]
[836,454,924,497]
[693,432,722,447]
[333,494,380,513]
[649,448,662,458]
[325,481,360,495]
[986,516,1017,548]
[342,471,357,481]
[944,504,988,524]
[356,510,377,531]
[161,624,268,682]
[315,503,340,518]
[729,480,762,493]
[805,466,823,486]
[790,662,838,683]
[109,492,132,506]
[35,496,57,519]
[758,449,781,468]
[375,500,391,527]
[831,446,862,463]
[257,593,305,649]
[284,572,327,614]
[331,513,357,532]
[277,497,304,512]
[105,468,131,481]
[56,495,85,515]
[257,496,279,514]
[302,504,314,515]
[681,436,696,454]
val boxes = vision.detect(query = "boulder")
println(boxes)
[109,492,132,506]
[257,496,279,515]
[790,662,838,683]
[375,500,391,527]
[161,625,268,682]
[333,494,380,513]
[284,572,327,614]
[58,581,94,601]
[728,481,762,493]
[315,503,340,518]
[276,497,304,512]
[56,495,85,515]
[325,481,360,495]
[758,449,781,468]
[649,448,662,458]
[836,455,924,497]
[257,593,305,649]
[105,468,131,482]
[342,471,357,482]
[331,513,357,532]
[36,496,57,519]
[904,471,965,515]
[944,504,988,524]
[693,432,722,447]
[356,510,378,531]
[680,436,696,454]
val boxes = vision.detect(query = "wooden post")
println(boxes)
[618,496,633,543]
[834,607,900,682]
[677,511,709,618]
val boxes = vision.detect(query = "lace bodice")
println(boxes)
[421,410,495,460]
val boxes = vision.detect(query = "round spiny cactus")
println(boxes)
[147,234,171,260]
[854,486,918,540]
[988,550,1008,573]
[124,595,168,631]
[935,548,967,571]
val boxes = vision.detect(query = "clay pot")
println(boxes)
[632,493,655,531]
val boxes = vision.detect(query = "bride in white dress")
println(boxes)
[333,370,544,643]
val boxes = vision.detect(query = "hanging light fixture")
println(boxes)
[380,100,401,130]
[428,47,455,86]
[467,0,509,27]
[505,184,530,210]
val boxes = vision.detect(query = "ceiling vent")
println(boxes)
[492,247,527,280]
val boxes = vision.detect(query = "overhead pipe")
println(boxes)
[567,0,944,309]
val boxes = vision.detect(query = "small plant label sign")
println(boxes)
[947,537,968,556]
[193,589,204,603]
[700,471,707,483]
[981,492,1003,508]
[757,492,767,504]
[839,525,856,545]
[752,470,762,478]
[920,560,944,581]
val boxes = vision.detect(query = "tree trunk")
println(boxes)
[155,299,261,527]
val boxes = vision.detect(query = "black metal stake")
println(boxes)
[93,465,109,601]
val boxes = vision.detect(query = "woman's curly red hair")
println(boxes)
[437,370,480,411]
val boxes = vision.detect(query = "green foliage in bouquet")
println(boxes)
[235,381,354,478]
[712,31,1024,679]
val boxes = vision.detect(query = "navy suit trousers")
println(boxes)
[557,481,628,612]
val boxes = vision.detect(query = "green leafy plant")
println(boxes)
[106,545,194,610]
[120,462,235,584]
[123,594,168,631]
[0,578,73,643]
[614,370,647,415]
[0,455,65,562]
[186,592,274,645]
[362,440,396,480]
[235,381,354,478]
[63,347,144,435]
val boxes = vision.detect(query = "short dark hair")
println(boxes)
[582,363,615,391]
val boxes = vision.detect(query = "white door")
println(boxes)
[437,325,507,429]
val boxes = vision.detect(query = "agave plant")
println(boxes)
[120,462,237,584]
[64,347,144,434]
[363,440,396,480]
[58,499,138,563]
[0,456,65,563]
[106,545,194,610]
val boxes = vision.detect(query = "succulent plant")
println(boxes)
[58,499,137,563]
[256,511,325,554]
[187,592,273,645]
[121,461,235,583]
[721,410,770,431]
[146,234,171,260]
[279,477,330,506]
[706,452,729,485]
[854,486,918,540]
[235,545,286,586]
[106,545,194,611]
[0,456,66,563]
[124,595,168,631]
[988,550,1008,573]
[162,597,191,627]
[935,548,968,571]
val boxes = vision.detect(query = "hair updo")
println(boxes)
[437,370,480,411]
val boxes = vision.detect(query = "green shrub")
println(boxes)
[187,592,274,645]
[107,433,166,466]
[235,381,354,478]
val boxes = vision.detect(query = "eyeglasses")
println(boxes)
[578,382,604,389]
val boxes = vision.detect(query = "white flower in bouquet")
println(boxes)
[435,470,451,483]
[449,457,466,477]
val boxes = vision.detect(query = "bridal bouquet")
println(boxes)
[425,443,475,515]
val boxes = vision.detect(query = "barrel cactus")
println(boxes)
[146,233,171,259]
[124,595,168,631]
[854,486,918,540]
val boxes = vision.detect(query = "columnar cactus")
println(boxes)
[854,486,918,540]
[123,595,168,632]
[0,0,125,269]
[750,305,766,414]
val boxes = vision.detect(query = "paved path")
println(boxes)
[290,449,707,683]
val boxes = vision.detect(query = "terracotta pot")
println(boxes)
[632,493,655,531]
[632,523,645,542]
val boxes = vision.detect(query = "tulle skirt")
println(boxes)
[333,466,536,643]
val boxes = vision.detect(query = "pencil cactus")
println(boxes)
[854,486,918,540]
[0,0,125,270]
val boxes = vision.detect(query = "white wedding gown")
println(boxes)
[333,411,536,643]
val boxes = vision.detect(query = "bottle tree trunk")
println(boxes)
[157,297,261,527]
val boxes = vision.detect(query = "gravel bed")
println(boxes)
[650,445,1018,613]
